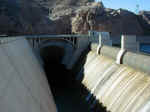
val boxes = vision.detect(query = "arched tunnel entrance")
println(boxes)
[40,46,71,88]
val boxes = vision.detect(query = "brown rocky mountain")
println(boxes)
[0,0,54,35]
[0,0,149,36]
[33,0,93,8]
[72,2,144,36]
[138,11,150,35]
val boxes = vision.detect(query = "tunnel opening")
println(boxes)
[40,45,107,112]
[40,46,71,89]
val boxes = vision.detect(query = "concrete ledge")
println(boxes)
[90,44,120,60]
[90,43,150,74]
[100,46,120,60]
[100,46,150,74]
[122,52,150,74]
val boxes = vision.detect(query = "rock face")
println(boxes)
[72,2,144,35]
[0,0,93,35]
[0,0,54,35]
[0,0,148,36]
[34,0,93,8]
[138,11,150,35]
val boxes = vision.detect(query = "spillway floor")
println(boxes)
[52,84,91,112]
[44,63,91,112]
[44,62,107,112]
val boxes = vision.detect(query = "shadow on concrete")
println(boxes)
[71,46,108,112]
[40,45,108,112]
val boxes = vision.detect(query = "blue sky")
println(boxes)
[95,0,150,12]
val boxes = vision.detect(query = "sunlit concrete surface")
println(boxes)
[77,44,150,112]
[0,38,57,112]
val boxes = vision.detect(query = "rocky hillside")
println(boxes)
[0,0,54,35]
[34,0,93,8]
[138,11,150,35]
[0,0,149,36]
[72,2,143,35]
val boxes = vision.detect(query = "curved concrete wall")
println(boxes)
[123,52,150,74]
[90,44,150,74]
[90,44,120,60]
[39,39,74,67]
[0,38,57,112]
[78,46,150,112]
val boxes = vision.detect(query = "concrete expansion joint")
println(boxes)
[116,49,127,64]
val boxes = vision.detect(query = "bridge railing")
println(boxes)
[0,34,89,49]
[25,34,89,49]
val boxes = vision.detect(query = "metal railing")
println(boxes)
[0,34,89,49]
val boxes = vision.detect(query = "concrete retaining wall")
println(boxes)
[90,44,150,74]
[0,38,57,112]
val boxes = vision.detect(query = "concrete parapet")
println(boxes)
[116,35,141,64]
[121,35,139,52]
[89,31,112,55]
[122,51,150,74]
[90,43,150,74]
[89,31,112,46]
[100,46,120,60]
[90,44,120,61]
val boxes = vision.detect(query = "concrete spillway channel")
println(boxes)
[40,46,92,112]
[1,38,150,112]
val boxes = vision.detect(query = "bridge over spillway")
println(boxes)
[1,31,150,112]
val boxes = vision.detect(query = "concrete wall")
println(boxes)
[0,38,57,112]
[77,44,150,112]
[111,36,150,45]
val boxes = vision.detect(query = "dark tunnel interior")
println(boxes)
[40,46,107,112]
[40,46,71,88]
